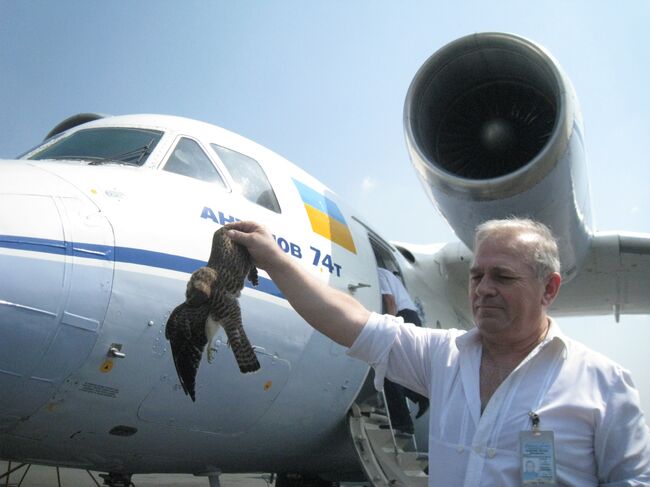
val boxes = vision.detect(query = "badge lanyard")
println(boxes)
[518,336,563,486]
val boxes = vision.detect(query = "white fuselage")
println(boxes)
[0,115,449,475]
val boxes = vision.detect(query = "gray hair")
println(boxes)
[474,218,561,280]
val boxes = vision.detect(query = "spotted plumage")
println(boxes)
[165,227,259,401]
[205,227,260,373]
[207,226,259,291]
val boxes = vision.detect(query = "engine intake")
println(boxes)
[404,33,592,280]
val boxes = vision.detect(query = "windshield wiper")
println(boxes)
[88,139,154,166]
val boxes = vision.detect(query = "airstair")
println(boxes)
[348,394,428,487]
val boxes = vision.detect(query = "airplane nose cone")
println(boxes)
[0,160,114,421]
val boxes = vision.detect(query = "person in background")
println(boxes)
[377,267,429,434]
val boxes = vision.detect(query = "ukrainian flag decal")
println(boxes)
[293,179,357,254]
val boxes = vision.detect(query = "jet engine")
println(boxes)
[404,32,592,281]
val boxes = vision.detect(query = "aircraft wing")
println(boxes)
[425,232,650,324]
[551,232,650,320]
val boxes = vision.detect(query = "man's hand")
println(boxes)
[225,221,287,272]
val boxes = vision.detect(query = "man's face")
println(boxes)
[469,232,550,339]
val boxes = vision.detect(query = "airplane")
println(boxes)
[1,32,649,487]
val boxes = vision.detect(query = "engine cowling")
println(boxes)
[404,32,592,281]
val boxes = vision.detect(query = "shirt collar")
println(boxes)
[543,317,569,356]
[455,326,481,350]
[455,316,569,355]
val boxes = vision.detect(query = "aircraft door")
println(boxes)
[0,194,114,423]
[343,218,382,314]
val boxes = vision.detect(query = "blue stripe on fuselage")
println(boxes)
[0,235,283,298]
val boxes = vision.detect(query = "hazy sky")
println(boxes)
[1,1,649,412]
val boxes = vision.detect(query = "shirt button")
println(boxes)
[487,448,496,458]
[456,445,464,453]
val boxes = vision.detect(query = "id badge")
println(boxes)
[519,430,557,485]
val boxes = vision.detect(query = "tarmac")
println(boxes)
[0,462,275,487]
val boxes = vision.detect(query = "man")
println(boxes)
[226,218,650,486]
[377,268,419,324]
[377,267,429,434]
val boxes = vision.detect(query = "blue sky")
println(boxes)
[1,1,649,412]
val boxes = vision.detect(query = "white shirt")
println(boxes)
[348,312,650,486]
[377,268,417,312]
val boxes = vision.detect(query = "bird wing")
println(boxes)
[165,302,209,401]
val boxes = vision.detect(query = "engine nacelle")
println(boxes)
[404,32,592,281]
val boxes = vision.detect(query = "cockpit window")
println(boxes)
[211,144,281,213]
[162,137,226,188]
[28,127,163,166]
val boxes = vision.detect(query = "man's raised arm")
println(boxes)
[225,221,370,347]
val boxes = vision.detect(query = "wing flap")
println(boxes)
[551,232,650,319]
